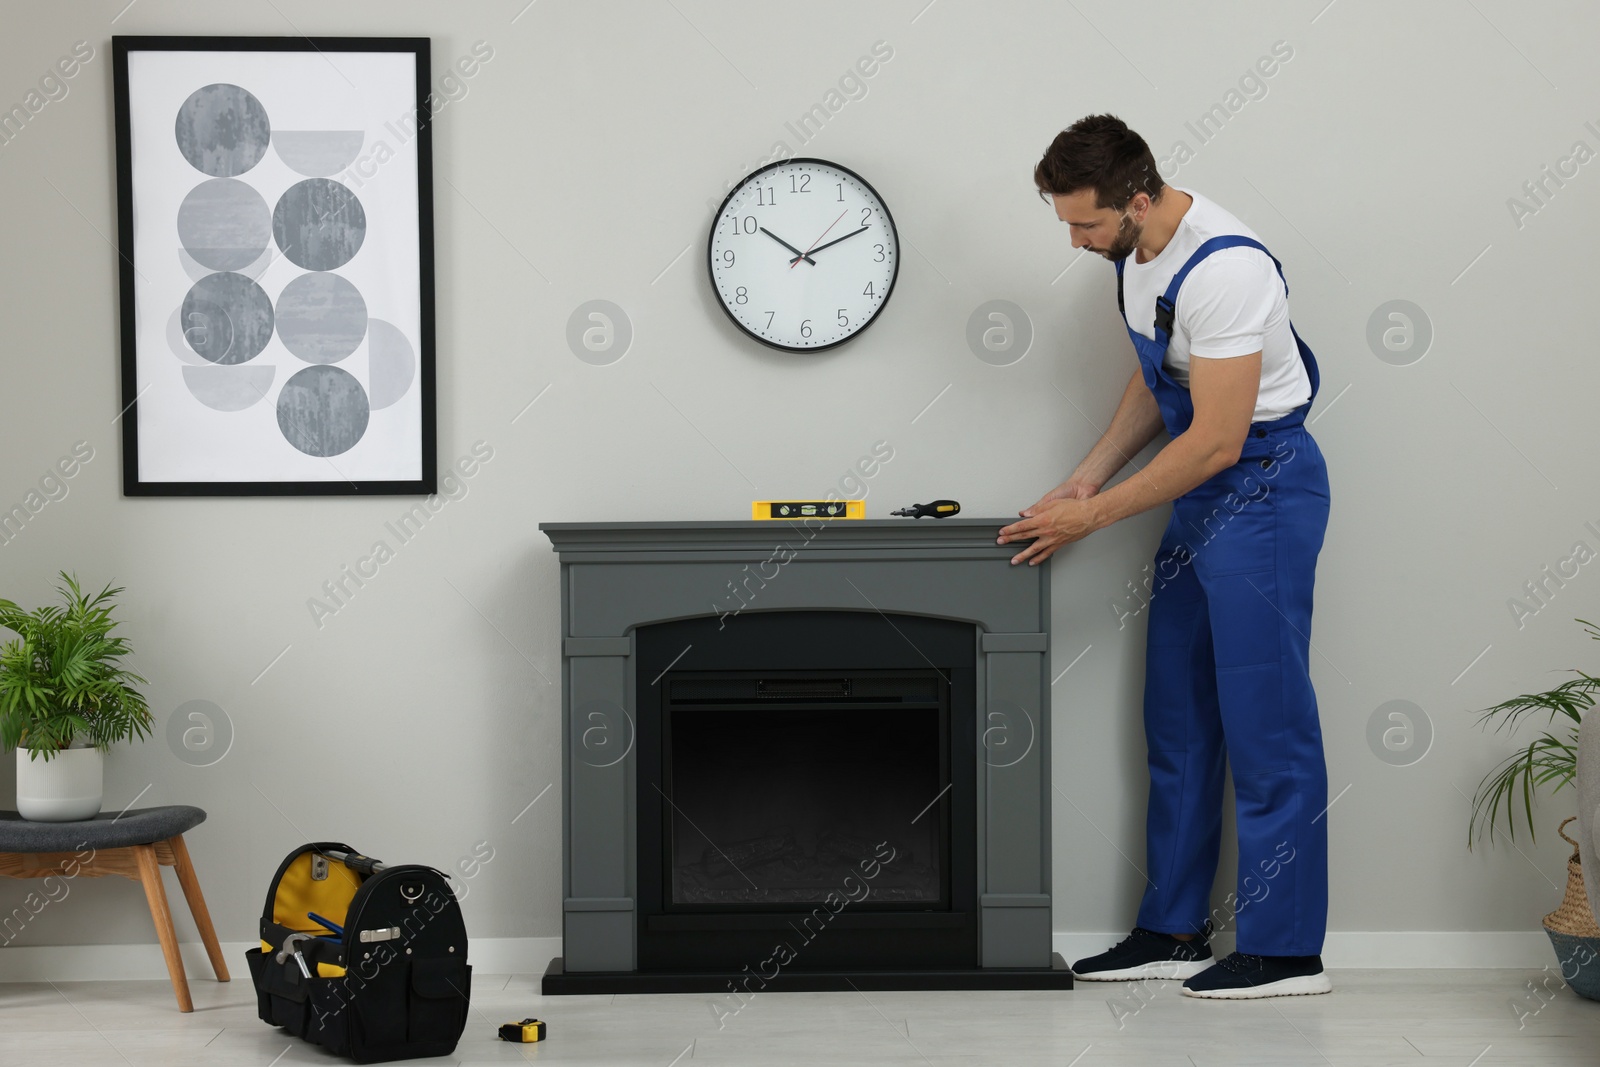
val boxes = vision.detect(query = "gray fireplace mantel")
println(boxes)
[541,518,1055,976]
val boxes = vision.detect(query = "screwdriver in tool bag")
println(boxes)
[307,911,345,941]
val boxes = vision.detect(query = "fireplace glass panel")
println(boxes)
[663,670,946,908]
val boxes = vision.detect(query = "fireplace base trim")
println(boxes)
[540,953,1075,994]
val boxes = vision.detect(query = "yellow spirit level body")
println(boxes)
[751,499,865,520]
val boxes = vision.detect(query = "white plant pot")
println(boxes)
[16,746,104,821]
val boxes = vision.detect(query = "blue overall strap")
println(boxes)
[1155,235,1287,342]
[1158,234,1321,411]
[1115,234,1320,417]
[1114,235,1288,338]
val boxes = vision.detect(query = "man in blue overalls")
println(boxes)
[998,114,1332,999]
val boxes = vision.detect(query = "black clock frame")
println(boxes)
[706,157,900,354]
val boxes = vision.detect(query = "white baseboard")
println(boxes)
[0,937,563,984]
[1320,931,1555,968]
[1053,931,1556,969]
[457,937,562,974]
[0,932,1558,983]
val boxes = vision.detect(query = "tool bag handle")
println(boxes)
[319,849,386,875]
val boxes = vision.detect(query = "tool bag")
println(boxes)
[244,842,472,1064]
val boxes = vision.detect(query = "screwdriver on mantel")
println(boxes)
[890,500,961,518]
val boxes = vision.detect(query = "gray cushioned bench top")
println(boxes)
[0,806,206,852]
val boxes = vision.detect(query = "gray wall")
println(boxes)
[1,0,1596,959]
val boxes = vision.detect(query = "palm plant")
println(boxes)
[1469,618,1598,846]
[0,572,153,760]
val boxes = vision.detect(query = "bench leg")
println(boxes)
[133,843,192,1013]
[167,834,230,983]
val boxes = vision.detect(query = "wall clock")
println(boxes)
[708,158,899,352]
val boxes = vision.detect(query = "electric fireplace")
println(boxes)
[636,611,975,973]
[540,519,1069,993]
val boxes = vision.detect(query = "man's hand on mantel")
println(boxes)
[997,497,1101,566]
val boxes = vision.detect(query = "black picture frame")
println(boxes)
[112,36,436,496]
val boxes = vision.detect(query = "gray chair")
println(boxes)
[0,805,228,1011]
[1580,709,1600,929]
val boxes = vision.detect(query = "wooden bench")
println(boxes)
[0,805,228,1012]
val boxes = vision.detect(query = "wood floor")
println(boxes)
[2,968,1597,1065]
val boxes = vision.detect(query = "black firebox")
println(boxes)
[636,610,977,972]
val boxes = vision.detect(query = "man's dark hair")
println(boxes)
[1034,114,1164,210]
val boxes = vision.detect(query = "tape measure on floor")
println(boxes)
[498,1018,547,1042]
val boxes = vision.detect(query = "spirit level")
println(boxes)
[751,499,865,520]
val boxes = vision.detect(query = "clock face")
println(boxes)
[708,158,899,352]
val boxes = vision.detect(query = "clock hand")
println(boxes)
[789,209,849,270]
[788,224,871,263]
[759,227,815,265]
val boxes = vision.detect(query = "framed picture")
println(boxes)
[112,36,436,496]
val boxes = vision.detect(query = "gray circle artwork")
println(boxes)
[576,699,634,768]
[1366,300,1433,366]
[176,178,272,271]
[174,84,271,177]
[1366,699,1433,767]
[166,699,234,768]
[565,300,633,365]
[275,272,369,364]
[165,305,209,366]
[276,365,370,457]
[273,178,367,271]
[366,318,416,410]
[966,300,1034,366]
[272,130,366,177]
[181,272,275,364]
[982,699,1036,768]
[182,365,276,411]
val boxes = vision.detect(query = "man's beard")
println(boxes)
[1094,212,1141,262]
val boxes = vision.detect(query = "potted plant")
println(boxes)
[1470,618,1600,1000]
[0,573,153,821]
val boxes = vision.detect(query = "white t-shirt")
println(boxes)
[1119,188,1310,422]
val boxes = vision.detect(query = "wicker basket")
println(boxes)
[1542,817,1600,938]
[1541,817,1600,1001]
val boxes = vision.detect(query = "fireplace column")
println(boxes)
[561,631,635,971]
